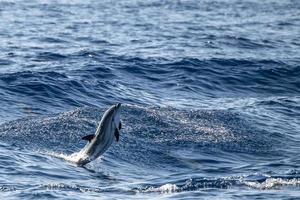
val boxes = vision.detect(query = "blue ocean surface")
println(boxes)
[0,0,299,199]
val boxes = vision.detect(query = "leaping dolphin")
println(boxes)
[76,103,122,166]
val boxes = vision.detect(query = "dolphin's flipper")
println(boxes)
[82,134,95,142]
[119,122,122,130]
[114,128,120,142]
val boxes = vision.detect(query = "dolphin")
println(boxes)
[76,103,122,166]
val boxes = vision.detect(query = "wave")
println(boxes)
[2,174,299,194]
[0,105,275,168]
[1,55,298,91]
[40,183,102,193]
[0,56,298,118]
[135,173,300,193]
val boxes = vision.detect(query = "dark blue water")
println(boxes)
[0,0,299,199]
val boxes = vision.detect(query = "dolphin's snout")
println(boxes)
[115,103,121,109]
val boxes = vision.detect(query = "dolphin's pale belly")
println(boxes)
[77,128,115,165]
[88,133,114,160]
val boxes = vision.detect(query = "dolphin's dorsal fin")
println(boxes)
[82,134,95,142]
[119,121,122,130]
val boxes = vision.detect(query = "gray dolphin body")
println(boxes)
[77,103,122,166]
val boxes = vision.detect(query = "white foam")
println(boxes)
[159,184,179,193]
[144,184,179,193]
[43,183,101,193]
[244,178,300,189]
[45,149,89,165]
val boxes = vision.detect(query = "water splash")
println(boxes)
[45,149,94,166]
